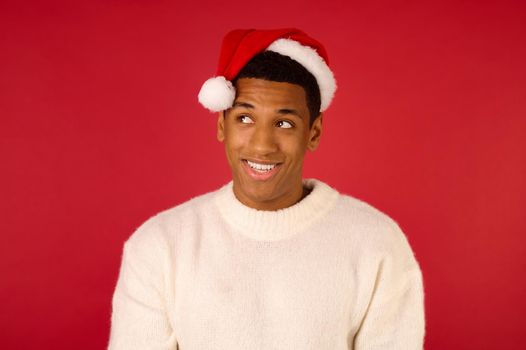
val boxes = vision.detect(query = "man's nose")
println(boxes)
[249,124,278,156]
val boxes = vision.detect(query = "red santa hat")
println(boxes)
[198,28,337,113]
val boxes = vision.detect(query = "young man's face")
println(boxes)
[217,78,322,211]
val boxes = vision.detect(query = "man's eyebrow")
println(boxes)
[277,108,302,118]
[232,102,302,118]
[232,101,254,109]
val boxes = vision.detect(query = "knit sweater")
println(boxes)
[108,179,425,350]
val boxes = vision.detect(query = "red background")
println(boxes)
[1,1,525,349]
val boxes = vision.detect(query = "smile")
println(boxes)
[242,159,281,181]
[246,160,277,172]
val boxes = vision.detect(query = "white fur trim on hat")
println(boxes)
[198,76,236,112]
[266,38,337,112]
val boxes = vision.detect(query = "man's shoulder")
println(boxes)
[335,189,421,270]
[333,189,397,228]
[124,185,223,249]
[154,186,220,222]
[328,186,411,252]
[308,179,401,234]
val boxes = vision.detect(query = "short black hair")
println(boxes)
[233,51,321,125]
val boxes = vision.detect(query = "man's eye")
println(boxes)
[238,115,254,124]
[277,120,293,129]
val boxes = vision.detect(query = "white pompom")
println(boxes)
[198,76,236,112]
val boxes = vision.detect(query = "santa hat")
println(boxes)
[198,28,336,113]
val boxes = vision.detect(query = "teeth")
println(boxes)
[246,160,276,172]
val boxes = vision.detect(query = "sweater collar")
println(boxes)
[214,178,339,241]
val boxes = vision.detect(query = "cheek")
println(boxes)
[225,132,244,149]
[280,135,309,162]
[223,128,249,158]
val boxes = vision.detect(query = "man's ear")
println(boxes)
[217,111,225,142]
[307,113,323,151]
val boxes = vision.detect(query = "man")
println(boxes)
[108,28,425,349]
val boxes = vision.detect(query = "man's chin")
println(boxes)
[233,177,281,207]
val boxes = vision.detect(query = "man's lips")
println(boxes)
[241,159,282,181]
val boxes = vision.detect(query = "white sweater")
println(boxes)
[108,179,425,350]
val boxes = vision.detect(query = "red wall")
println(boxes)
[1,1,525,349]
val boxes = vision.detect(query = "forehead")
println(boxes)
[234,78,308,109]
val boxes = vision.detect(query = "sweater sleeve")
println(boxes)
[354,224,425,350]
[108,225,177,350]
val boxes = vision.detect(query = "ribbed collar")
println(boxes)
[214,178,339,241]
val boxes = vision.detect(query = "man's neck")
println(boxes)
[232,181,311,211]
